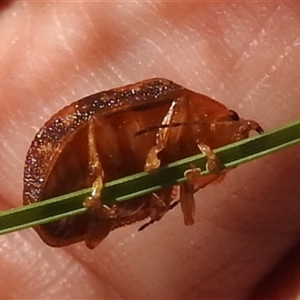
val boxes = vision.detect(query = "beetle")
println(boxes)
[23,78,263,249]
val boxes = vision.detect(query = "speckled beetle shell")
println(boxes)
[23,78,263,249]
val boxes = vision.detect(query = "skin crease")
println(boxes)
[1,1,300,299]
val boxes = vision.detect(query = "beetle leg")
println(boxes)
[197,142,220,173]
[179,167,200,226]
[144,101,177,171]
[138,193,168,231]
[83,120,116,249]
[179,183,196,225]
[149,193,168,220]
[179,143,219,226]
[139,185,179,231]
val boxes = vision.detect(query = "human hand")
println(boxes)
[1,2,300,299]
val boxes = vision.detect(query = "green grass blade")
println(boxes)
[0,118,300,235]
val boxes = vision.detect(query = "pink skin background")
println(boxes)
[0,1,300,299]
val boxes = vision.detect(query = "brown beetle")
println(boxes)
[23,78,263,249]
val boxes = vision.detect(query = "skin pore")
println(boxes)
[0,2,300,299]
